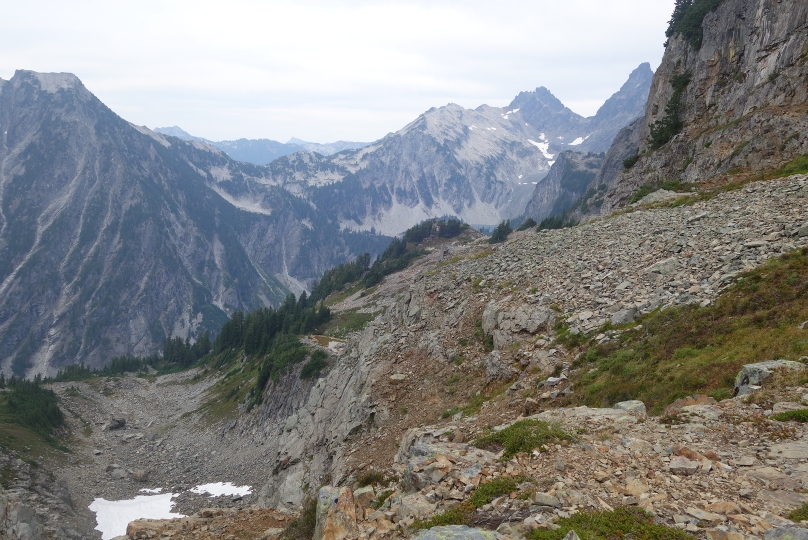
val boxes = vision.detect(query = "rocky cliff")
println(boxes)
[593,0,808,214]
[0,70,386,376]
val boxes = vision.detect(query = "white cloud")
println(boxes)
[0,0,675,142]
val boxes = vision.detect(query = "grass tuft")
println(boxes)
[529,507,691,540]
[772,409,808,423]
[472,419,574,460]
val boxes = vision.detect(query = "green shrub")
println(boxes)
[357,470,388,488]
[772,409,808,423]
[473,419,574,459]
[787,502,808,522]
[467,476,519,507]
[300,350,328,379]
[623,154,641,169]
[279,497,317,540]
[517,218,537,231]
[530,507,690,540]
[489,220,512,244]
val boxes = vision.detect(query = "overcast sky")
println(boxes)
[1,0,674,143]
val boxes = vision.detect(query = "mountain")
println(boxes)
[520,150,605,224]
[584,0,808,214]
[153,127,368,165]
[0,71,386,377]
[220,64,652,236]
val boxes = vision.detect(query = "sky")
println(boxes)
[0,0,675,143]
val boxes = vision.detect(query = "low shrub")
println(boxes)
[772,409,808,423]
[472,419,574,459]
[530,507,691,540]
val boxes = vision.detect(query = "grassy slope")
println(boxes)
[572,247,808,414]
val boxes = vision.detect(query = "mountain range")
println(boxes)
[153,126,368,165]
[0,63,651,376]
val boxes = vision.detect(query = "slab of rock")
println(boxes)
[686,507,725,523]
[669,456,700,476]
[413,525,498,540]
[397,493,437,521]
[680,404,723,420]
[769,440,808,460]
[314,486,357,540]
[764,528,808,540]
[531,492,561,507]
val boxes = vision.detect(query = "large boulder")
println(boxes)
[482,298,555,350]
[314,486,357,540]
[484,351,517,383]
[735,360,806,395]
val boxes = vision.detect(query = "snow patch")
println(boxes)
[90,493,182,540]
[527,137,554,161]
[190,482,252,497]
[569,135,590,146]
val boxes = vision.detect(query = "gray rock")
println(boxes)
[610,308,638,326]
[398,493,437,520]
[531,492,561,507]
[735,360,806,393]
[765,528,808,540]
[613,400,647,415]
[108,417,126,430]
[669,456,700,476]
[484,351,517,383]
[413,525,498,540]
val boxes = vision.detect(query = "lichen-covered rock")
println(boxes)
[734,360,806,394]
[314,486,357,540]
[412,525,499,540]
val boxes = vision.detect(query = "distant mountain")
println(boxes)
[153,127,367,165]
[521,151,605,224]
[214,63,652,235]
[0,71,386,377]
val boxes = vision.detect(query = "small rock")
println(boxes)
[613,400,646,415]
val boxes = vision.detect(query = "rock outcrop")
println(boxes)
[594,0,808,213]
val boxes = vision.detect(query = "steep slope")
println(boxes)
[592,0,808,214]
[154,127,367,165]
[220,66,651,236]
[0,70,386,376]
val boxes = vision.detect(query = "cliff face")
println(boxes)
[596,0,808,213]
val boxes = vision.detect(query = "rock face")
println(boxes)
[0,70,387,376]
[592,0,808,214]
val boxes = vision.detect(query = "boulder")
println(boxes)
[669,456,700,476]
[413,525,498,540]
[132,469,149,482]
[397,492,436,520]
[735,360,806,395]
[610,307,638,326]
[353,486,375,510]
[613,400,646,415]
[314,486,357,540]
[108,417,126,430]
